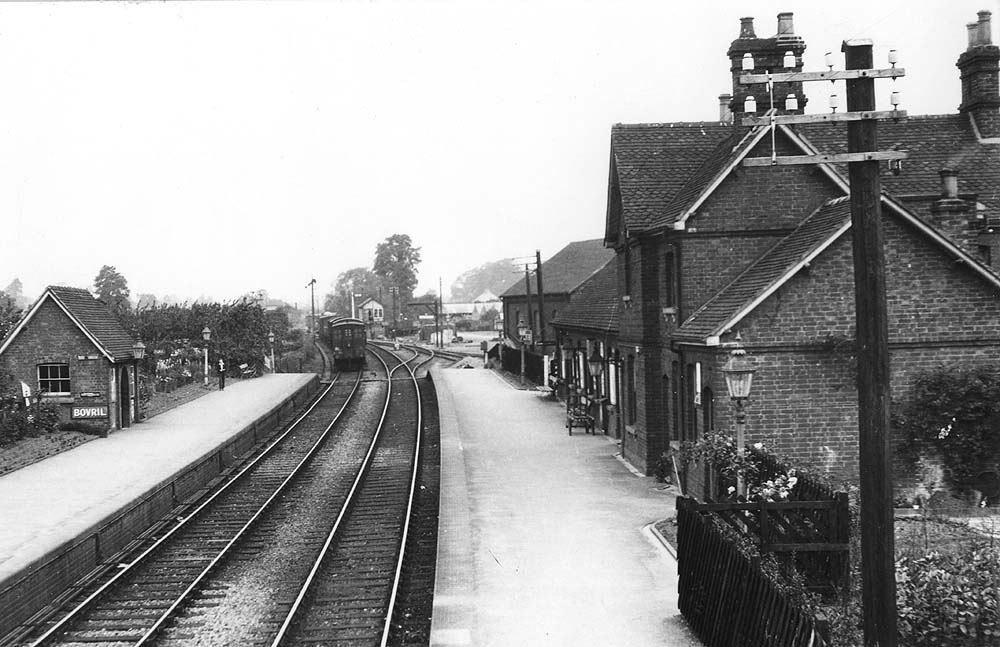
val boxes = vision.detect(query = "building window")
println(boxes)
[664,247,678,309]
[671,361,680,441]
[627,355,637,425]
[702,386,715,432]
[38,363,70,395]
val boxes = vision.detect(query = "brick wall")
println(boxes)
[727,215,1000,482]
[679,133,842,317]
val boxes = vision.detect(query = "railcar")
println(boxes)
[327,317,367,370]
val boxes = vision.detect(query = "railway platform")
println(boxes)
[0,373,318,636]
[430,366,701,647]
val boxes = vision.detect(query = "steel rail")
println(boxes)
[268,347,396,645]
[378,346,423,647]
[131,368,365,646]
[27,371,351,647]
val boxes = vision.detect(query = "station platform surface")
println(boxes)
[430,366,700,647]
[0,374,315,585]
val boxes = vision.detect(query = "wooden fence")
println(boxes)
[696,493,850,595]
[677,497,831,647]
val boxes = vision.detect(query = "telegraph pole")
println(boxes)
[740,39,903,647]
[306,278,316,338]
[844,40,896,647]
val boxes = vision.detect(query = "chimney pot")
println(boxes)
[940,168,959,199]
[739,17,756,39]
[968,22,981,48]
[777,12,794,37]
[718,94,733,123]
[978,10,993,46]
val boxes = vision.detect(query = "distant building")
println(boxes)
[0,286,144,432]
[500,239,615,350]
[357,298,385,338]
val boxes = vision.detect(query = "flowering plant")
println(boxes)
[749,469,799,501]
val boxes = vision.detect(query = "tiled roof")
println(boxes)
[47,286,137,361]
[798,114,1000,218]
[501,239,615,298]
[611,114,1000,236]
[611,122,734,231]
[550,261,619,334]
[675,198,852,343]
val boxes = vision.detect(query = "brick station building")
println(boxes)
[0,286,144,432]
[603,11,1000,494]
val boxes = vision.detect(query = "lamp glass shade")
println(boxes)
[785,94,798,111]
[587,350,603,377]
[744,96,757,114]
[824,51,835,68]
[783,50,795,68]
[517,319,528,338]
[268,331,275,344]
[202,326,211,341]
[741,53,754,71]
[721,349,756,400]
[888,49,898,65]
[132,340,146,360]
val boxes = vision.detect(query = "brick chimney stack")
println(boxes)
[957,11,1000,139]
[727,13,807,123]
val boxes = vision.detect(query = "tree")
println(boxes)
[324,267,381,316]
[450,259,519,302]
[93,265,131,316]
[0,291,22,340]
[374,234,421,301]
[3,278,28,309]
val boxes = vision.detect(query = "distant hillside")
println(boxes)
[450,259,520,302]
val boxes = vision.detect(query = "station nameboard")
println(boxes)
[72,405,108,419]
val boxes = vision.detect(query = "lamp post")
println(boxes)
[132,340,145,422]
[202,326,211,386]
[517,318,529,386]
[721,338,756,496]
[268,330,276,374]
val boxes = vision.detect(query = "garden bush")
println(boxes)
[897,547,1000,645]
[895,364,1000,500]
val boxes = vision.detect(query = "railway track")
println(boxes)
[8,341,436,647]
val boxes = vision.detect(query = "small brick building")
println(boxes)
[603,11,1000,494]
[0,286,143,432]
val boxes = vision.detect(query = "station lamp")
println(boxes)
[202,326,211,386]
[268,330,276,374]
[721,335,757,496]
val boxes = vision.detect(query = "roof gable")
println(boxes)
[551,260,619,335]
[677,198,853,344]
[501,239,615,298]
[0,286,137,361]
[610,122,734,233]
[676,194,1000,345]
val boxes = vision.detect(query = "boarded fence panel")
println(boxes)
[677,497,829,647]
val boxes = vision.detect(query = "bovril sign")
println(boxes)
[72,405,108,419]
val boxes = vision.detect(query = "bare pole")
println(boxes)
[524,264,534,342]
[536,249,546,346]
[844,39,896,647]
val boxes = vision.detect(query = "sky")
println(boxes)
[1,0,998,307]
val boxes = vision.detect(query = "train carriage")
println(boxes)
[327,317,367,370]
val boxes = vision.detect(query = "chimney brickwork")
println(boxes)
[727,13,807,122]
[957,11,1000,138]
